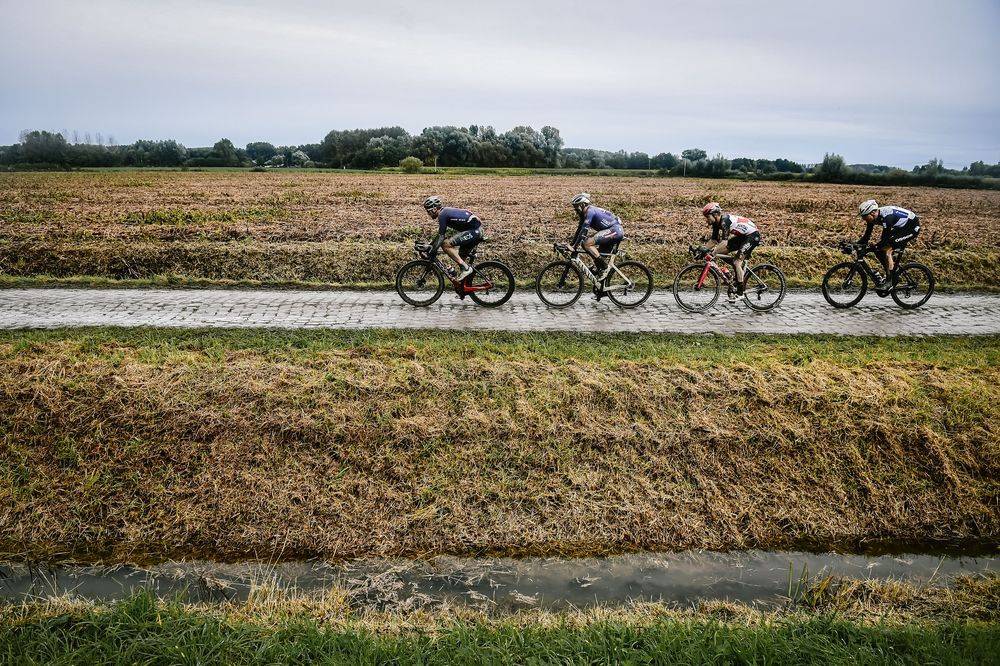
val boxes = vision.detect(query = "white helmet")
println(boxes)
[423,196,442,211]
[859,199,878,218]
[571,192,591,209]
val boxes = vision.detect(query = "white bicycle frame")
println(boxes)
[569,248,635,293]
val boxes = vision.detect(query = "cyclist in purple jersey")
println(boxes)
[570,193,624,280]
[857,199,921,287]
[422,196,483,280]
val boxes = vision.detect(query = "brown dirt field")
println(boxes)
[2,171,998,287]
[2,330,997,563]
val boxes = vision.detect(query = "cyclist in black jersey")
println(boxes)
[423,196,483,281]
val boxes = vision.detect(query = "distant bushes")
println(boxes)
[3,129,998,190]
[399,156,423,173]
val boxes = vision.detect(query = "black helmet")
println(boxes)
[423,196,442,211]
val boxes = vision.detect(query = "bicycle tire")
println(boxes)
[395,259,444,307]
[673,263,720,312]
[742,263,787,311]
[822,261,867,309]
[606,260,653,308]
[535,260,584,308]
[469,260,516,307]
[891,262,934,310]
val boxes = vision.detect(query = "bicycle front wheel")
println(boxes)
[742,264,786,311]
[469,260,516,307]
[891,262,934,309]
[673,263,720,312]
[535,260,584,307]
[606,260,653,308]
[395,259,444,307]
[821,262,867,309]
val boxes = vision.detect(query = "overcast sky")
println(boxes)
[2,0,998,167]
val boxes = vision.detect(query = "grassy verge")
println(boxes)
[2,329,998,562]
[2,576,998,664]
[3,241,998,291]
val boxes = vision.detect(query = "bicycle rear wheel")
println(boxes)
[673,263,720,312]
[891,262,934,309]
[821,262,867,309]
[535,260,584,307]
[395,259,444,307]
[468,260,516,307]
[742,264,786,311]
[606,260,653,308]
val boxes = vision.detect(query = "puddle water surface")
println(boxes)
[2,550,994,610]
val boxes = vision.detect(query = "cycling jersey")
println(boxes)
[859,205,919,248]
[726,215,757,237]
[437,207,481,236]
[573,206,623,245]
[714,213,757,241]
[878,206,918,230]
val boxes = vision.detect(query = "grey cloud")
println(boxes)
[1,0,997,166]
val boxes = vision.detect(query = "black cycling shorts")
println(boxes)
[880,219,920,251]
[727,231,760,259]
[447,228,483,258]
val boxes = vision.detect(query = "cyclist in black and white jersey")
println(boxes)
[423,196,483,280]
[702,202,761,298]
[857,199,921,287]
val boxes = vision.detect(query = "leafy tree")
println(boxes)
[541,126,564,167]
[19,130,69,164]
[651,152,678,170]
[913,158,944,176]
[211,139,241,166]
[681,148,707,162]
[774,158,803,173]
[246,142,277,165]
[626,152,651,169]
[816,153,849,180]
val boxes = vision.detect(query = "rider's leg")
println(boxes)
[878,245,893,280]
[442,240,466,270]
[582,235,606,273]
[445,231,476,280]
[733,256,745,290]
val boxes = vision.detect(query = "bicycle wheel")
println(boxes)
[606,260,653,308]
[469,260,515,307]
[742,264,786,311]
[395,259,444,307]
[673,263,720,312]
[891,262,934,309]
[535,260,584,307]
[822,262,867,309]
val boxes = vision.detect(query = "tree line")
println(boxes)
[2,126,998,188]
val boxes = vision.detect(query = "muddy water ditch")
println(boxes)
[2,550,994,611]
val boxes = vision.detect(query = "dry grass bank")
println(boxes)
[1,329,998,561]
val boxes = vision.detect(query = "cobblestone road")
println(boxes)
[1,288,998,336]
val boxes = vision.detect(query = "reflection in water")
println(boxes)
[1,550,995,610]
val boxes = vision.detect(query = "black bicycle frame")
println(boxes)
[847,246,905,285]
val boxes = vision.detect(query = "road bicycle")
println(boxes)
[821,241,934,309]
[395,239,515,307]
[534,241,653,308]
[672,245,787,312]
